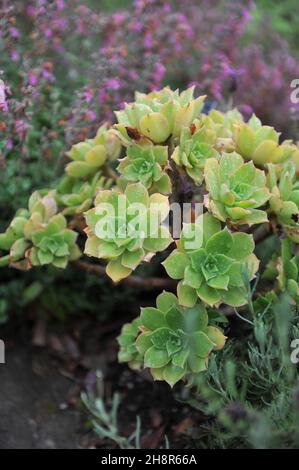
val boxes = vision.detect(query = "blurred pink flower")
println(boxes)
[106,78,121,91]
[0,79,10,113]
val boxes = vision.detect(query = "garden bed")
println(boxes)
[0,311,203,449]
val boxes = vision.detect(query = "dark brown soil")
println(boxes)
[0,344,82,449]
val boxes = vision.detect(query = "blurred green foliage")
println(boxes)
[87,0,131,11]
[250,0,299,50]
[0,263,135,324]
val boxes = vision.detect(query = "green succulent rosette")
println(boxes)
[268,163,299,242]
[65,125,121,179]
[265,238,299,305]
[118,318,143,370]
[0,208,30,267]
[291,144,299,172]
[171,121,220,184]
[56,172,113,215]
[114,86,206,144]
[84,183,173,282]
[117,144,171,194]
[201,108,244,141]
[204,152,270,225]
[0,191,81,268]
[129,291,226,387]
[234,114,295,166]
[276,238,299,304]
[163,213,259,307]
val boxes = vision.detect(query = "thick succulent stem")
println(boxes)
[253,223,272,245]
[73,259,177,291]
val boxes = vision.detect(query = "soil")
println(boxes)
[0,344,82,449]
[0,311,204,449]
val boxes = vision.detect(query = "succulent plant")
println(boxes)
[201,108,244,141]
[267,163,299,241]
[4,85,299,390]
[277,238,299,304]
[84,183,172,282]
[128,291,226,387]
[65,125,121,179]
[118,318,143,370]
[291,144,299,173]
[0,208,30,267]
[56,172,113,215]
[171,120,220,183]
[204,152,270,225]
[234,114,295,166]
[0,191,81,268]
[114,86,206,144]
[117,144,171,194]
[163,213,258,307]
[265,238,299,305]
